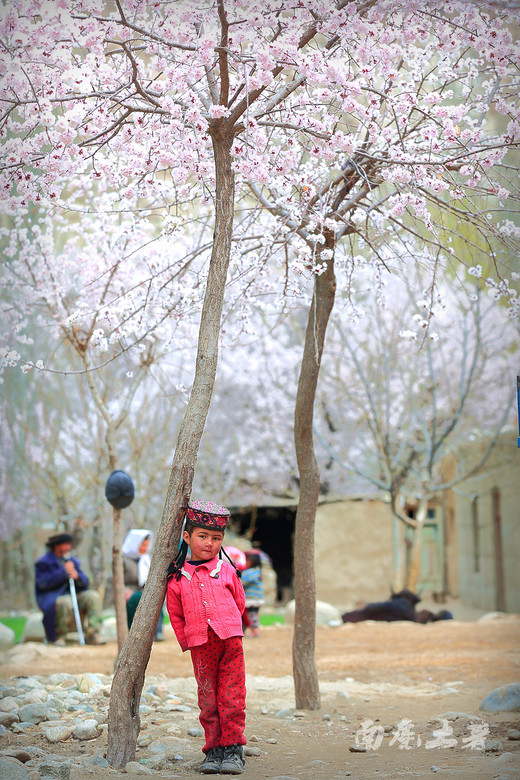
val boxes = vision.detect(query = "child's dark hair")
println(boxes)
[246,551,262,568]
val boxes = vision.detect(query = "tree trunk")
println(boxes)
[391,510,404,592]
[112,507,128,651]
[106,121,235,768]
[90,509,106,606]
[105,434,129,653]
[405,497,428,592]
[292,238,336,710]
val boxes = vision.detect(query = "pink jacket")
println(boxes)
[166,557,245,651]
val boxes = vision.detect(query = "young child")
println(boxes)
[166,500,246,775]
[241,551,264,637]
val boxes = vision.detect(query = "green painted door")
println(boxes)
[405,512,444,593]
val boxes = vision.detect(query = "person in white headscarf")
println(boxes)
[122,529,152,594]
[122,528,164,640]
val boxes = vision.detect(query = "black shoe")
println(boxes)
[220,744,245,775]
[199,747,222,774]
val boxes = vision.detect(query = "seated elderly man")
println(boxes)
[34,532,105,645]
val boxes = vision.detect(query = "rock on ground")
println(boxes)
[0,623,15,652]
[480,683,520,713]
[284,600,341,625]
[0,756,32,779]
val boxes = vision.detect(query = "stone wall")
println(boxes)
[314,499,393,612]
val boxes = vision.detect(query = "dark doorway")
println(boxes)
[230,504,296,604]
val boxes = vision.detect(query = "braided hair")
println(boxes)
[221,546,242,578]
[167,539,188,581]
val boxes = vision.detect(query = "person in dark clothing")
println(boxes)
[34,533,105,645]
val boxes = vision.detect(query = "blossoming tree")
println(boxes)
[314,266,519,590]
[1,0,520,763]
[1,206,208,648]
[230,0,520,709]
[0,303,193,620]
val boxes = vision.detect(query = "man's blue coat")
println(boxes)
[34,551,89,642]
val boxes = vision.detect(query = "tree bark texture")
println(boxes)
[106,123,235,768]
[103,426,129,654]
[90,510,107,607]
[405,497,428,592]
[111,507,128,652]
[292,238,336,710]
[391,510,404,592]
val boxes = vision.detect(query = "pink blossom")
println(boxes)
[209,105,230,119]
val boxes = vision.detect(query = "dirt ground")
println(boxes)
[2,614,520,780]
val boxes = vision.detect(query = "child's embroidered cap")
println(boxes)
[186,499,230,530]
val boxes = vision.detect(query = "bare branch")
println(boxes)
[217,0,230,106]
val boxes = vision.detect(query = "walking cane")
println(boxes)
[64,555,85,646]
[69,576,85,646]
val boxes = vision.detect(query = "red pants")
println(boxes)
[190,627,246,753]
